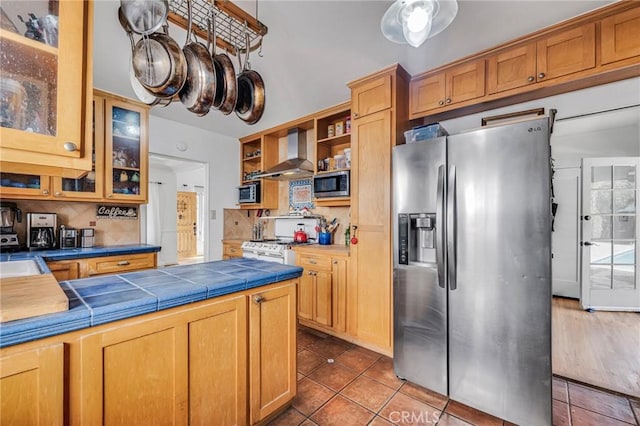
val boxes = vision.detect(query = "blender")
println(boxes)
[0,201,22,250]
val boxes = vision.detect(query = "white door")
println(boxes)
[581,157,640,311]
[552,167,581,298]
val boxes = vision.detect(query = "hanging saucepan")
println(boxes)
[120,0,169,35]
[235,32,265,125]
[131,22,187,98]
[178,0,215,115]
[208,4,236,114]
[118,7,171,107]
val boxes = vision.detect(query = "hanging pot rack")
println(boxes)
[167,0,267,55]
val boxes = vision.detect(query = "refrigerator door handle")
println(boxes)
[447,165,457,290]
[436,164,446,288]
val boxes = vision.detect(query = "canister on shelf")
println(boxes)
[327,124,335,138]
[335,121,344,136]
[345,116,351,133]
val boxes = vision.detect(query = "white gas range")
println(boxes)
[241,217,320,265]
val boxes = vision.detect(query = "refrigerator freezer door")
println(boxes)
[392,138,447,395]
[447,118,552,425]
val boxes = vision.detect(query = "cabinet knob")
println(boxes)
[253,295,265,304]
[333,260,338,264]
[63,142,78,152]
[54,192,63,196]
[445,98,452,104]
[352,112,358,118]
[538,72,546,79]
[438,100,445,106]
[527,76,535,82]
[309,259,317,264]
[107,194,114,198]
[42,190,50,195]
[117,260,130,266]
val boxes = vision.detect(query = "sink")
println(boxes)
[0,260,42,278]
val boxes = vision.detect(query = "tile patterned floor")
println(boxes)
[268,327,640,426]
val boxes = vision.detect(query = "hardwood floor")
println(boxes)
[552,296,640,398]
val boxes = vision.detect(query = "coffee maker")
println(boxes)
[27,213,57,250]
[0,201,22,250]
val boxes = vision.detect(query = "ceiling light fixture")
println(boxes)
[381,0,458,48]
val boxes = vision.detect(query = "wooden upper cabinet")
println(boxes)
[537,23,595,81]
[351,74,392,119]
[0,0,93,172]
[601,7,640,65]
[410,60,485,115]
[447,60,486,105]
[410,73,446,113]
[487,44,537,94]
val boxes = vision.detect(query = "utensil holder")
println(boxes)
[319,232,332,245]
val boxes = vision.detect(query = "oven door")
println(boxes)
[243,251,284,264]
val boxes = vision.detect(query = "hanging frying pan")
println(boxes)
[208,5,236,115]
[178,0,215,115]
[119,7,171,106]
[131,21,186,98]
[235,32,265,124]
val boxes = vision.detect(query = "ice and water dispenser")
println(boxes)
[398,213,437,265]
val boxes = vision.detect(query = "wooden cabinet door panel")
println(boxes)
[487,44,537,94]
[351,110,393,350]
[80,319,189,425]
[332,258,348,333]
[352,74,392,119]
[249,283,296,424]
[188,296,247,426]
[0,343,64,425]
[409,73,446,114]
[298,272,314,321]
[447,60,486,104]
[537,23,595,81]
[314,271,332,327]
[47,260,80,281]
[601,8,640,65]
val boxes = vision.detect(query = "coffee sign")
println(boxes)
[97,205,138,220]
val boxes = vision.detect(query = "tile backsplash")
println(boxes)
[7,200,140,247]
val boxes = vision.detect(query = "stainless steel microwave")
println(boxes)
[313,170,349,198]
[238,182,260,204]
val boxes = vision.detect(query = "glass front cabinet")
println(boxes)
[104,98,148,203]
[0,0,92,170]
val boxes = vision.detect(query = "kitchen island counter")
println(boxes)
[0,258,302,348]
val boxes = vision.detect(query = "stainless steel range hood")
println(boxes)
[255,128,314,180]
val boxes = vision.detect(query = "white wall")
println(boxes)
[147,116,240,261]
[176,168,206,191]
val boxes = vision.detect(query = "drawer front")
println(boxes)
[297,254,331,271]
[224,244,243,258]
[86,253,156,276]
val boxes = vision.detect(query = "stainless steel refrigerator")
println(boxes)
[393,117,552,425]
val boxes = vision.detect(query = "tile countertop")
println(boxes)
[0,244,161,262]
[0,258,303,348]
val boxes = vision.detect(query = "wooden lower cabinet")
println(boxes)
[0,343,64,426]
[47,253,157,281]
[222,241,243,260]
[77,294,247,425]
[249,282,296,424]
[47,260,80,281]
[296,249,349,337]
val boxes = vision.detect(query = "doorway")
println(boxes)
[550,105,640,398]
[144,154,207,266]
